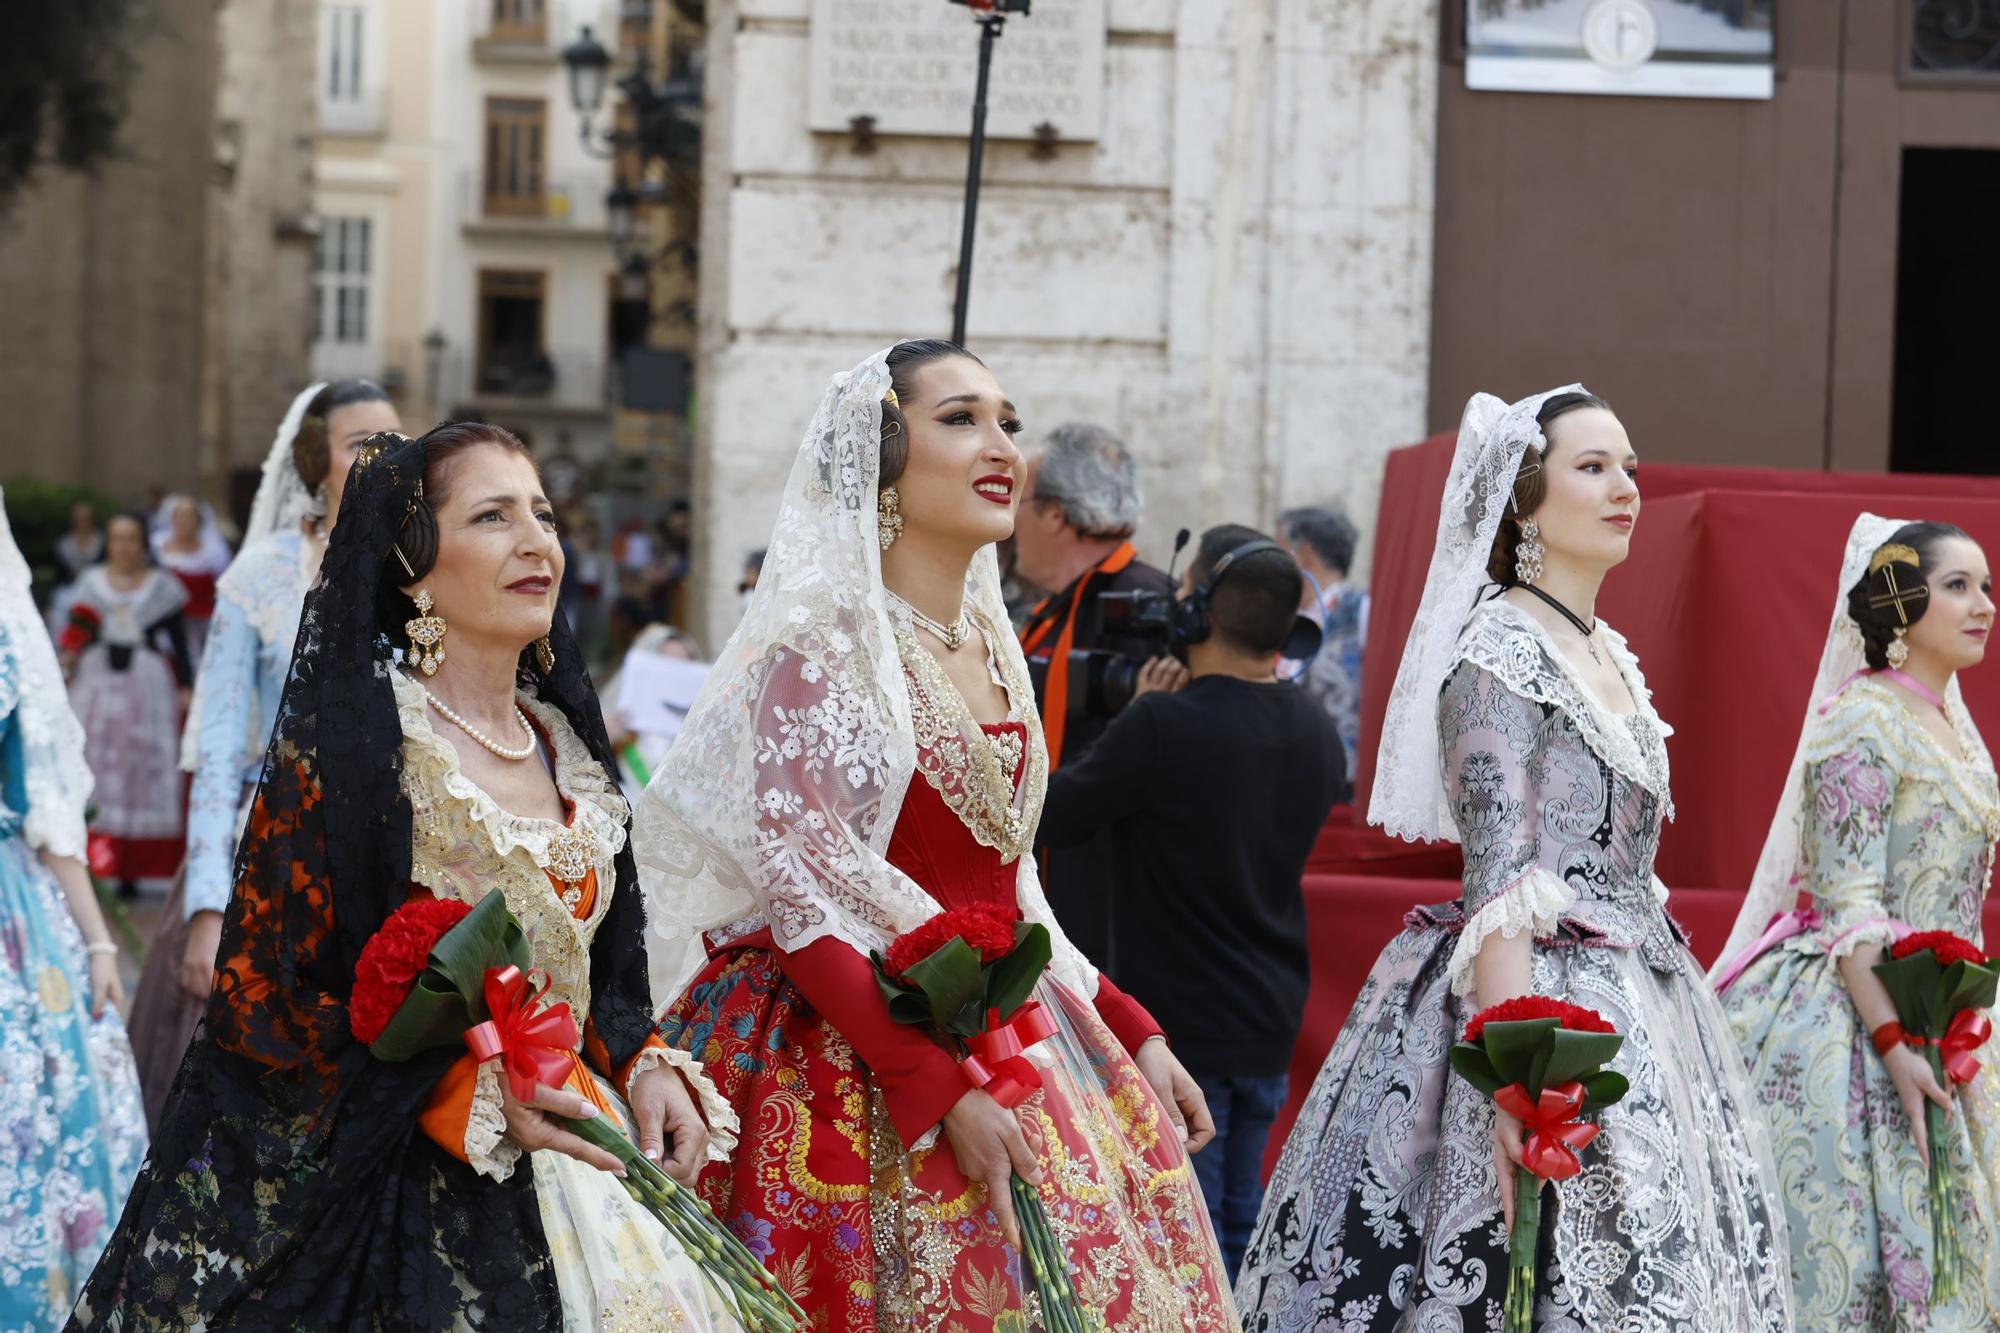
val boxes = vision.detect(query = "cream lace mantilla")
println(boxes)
[393,669,629,1023]
[1455,599,1676,823]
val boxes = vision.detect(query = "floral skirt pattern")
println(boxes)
[0,836,146,1330]
[67,646,183,887]
[1235,912,1793,1333]
[1724,937,2000,1329]
[658,947,1237,1332]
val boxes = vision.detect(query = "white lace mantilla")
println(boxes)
[1456,599,1676,823]
[0,492,93,858]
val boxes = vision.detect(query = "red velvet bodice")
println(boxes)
[884,721,1028,911]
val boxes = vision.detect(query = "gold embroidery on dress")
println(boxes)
[893,611,1046,862]
[392,672,628,1021]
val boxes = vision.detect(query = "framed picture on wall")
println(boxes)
[1466,0,1775,99]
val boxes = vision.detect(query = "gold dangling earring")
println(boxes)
[1887,627,1911,669]
[877,487,904,551]
[535,635,556,675]
[405,588,448,676]
[1514,517,1545,585]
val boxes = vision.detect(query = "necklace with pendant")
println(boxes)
[1518,582,1602,664]
[888,590,972,651]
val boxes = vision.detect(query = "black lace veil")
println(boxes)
[73,433,652,1329]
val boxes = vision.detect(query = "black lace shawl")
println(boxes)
[71,436,655,1330]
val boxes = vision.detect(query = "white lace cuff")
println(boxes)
[628,1045,740,1163]
[466,1061,522,1181]
[1447,869,1577,999]
[1821,912,1901,961]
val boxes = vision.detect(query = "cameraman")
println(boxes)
[1035,525,1344,1275]
[1014,423,1175,959]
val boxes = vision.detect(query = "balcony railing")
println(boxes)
[320,86,389,138]
[462,169,612,234]
[439,346,615,415]
[473,0,585,60]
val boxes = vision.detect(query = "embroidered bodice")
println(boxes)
[393,670,630,1023]
[1801,676,2000,955]
[1439,600,1683,995]
[887,718,1028,911]
[0,625,23,843]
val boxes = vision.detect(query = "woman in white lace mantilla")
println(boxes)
[128,379,403,1131]
[1716,515,2000,1328]
[1235,389,1793,1332]
[636,343,1237,1332]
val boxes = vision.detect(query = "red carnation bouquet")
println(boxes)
[351,891,806,1332]
[870,904,1090,1333]
[57,604,101,658]
[1449,996,1628,1333]
[1872,929,1999,1301]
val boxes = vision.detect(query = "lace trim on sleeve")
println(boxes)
[1446,867,1577,999]
[1820,913,1902,961]
[466,1061,522,1182]
[626,1045,740,1162]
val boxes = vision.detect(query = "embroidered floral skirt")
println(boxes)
[659,947,1238,1332]
[1235,911,1793,1333]
[1724,936,2000,1329]
[0,835,145,1329]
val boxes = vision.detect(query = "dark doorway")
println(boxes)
[1891,148,2000,475]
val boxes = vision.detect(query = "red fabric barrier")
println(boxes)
[1267,874,2000,1178]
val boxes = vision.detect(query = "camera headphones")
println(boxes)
[1164,529,1325,660]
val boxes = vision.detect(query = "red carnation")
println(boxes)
[884,902,1020,982]
[1463,995,1616,1045]
[349,896,473,1045]
[1892,931,1990,969]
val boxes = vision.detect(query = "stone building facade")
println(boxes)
[0,0,316,517]
[685,0,1441,645]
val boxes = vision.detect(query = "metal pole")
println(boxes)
[951,15,1004,346]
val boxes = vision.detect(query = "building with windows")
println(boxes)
[312,0,634,464]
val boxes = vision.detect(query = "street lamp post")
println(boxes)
[948,0,1030,347]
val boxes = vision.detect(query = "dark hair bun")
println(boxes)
[1842,521,1969,670]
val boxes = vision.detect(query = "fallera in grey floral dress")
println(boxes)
[1236,599,1794,1332]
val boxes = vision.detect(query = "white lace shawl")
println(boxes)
[632,349,1097,1008]
[1711,513,1991,972]
[1369,385,1587,843]
[242,383,328,548]
[0,488,93,858]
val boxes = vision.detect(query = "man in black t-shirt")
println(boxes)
[1013,423,1173,962]
[1037,525,1344,1276]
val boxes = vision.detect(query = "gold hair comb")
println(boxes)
[1869,543,1920,575]
[883,388,900,408]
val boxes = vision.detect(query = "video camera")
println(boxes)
[1024,528,1324,724]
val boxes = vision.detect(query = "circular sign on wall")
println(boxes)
[1581,0,1661,73]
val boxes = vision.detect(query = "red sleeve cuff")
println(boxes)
[784,935,967,1146]
[1091,974,1164,1054]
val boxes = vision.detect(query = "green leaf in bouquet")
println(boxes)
[897,936,988,1039]
[1872,952,1945,1036]
[1482,1019,1561,1092]
[1938,958,2000,1026]
[1448,1043,1505,1098]
[983,922,1053,1022]
[428,891,533,1020]
[1542,1030,1625,1088]
[368,893,532,1062]
[1579,1069,1630,1108]
[872,954,939,1027]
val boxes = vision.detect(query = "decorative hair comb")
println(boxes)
[1868,542,1927,624]
[883,388,900,408]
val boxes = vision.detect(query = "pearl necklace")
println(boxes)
[419,682,537,761]
[888,590,972,651]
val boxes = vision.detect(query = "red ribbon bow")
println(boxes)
[464,965,580,1103]
[1939,1009,1993,1086]
[959,1002,1058,1109]
[1494,1081,1600,1182]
